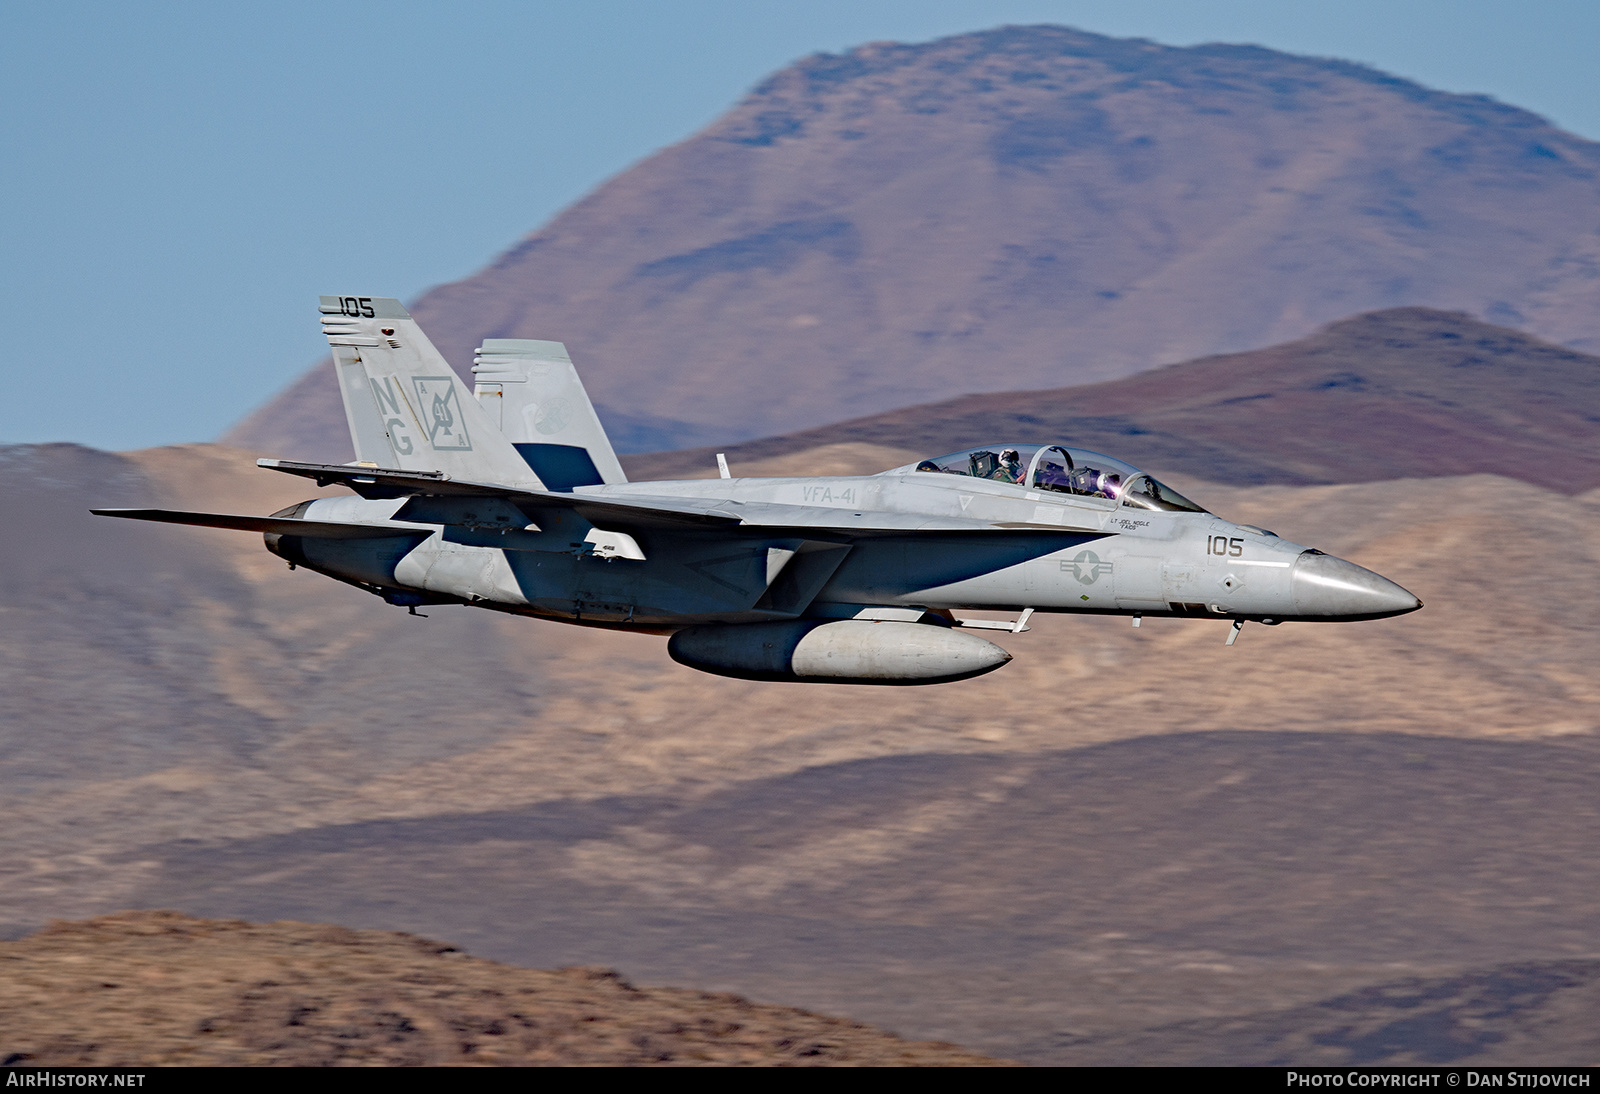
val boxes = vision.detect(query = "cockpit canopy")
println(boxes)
[899,443,1208,514]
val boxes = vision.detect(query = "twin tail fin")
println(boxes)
[320,295,537,487]
[471,338,626,490]
[319,296,624,493]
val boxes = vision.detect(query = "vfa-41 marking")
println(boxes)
[800,484,857,505]
[94,297,1421,684]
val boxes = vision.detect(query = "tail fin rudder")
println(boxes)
[471,339,627,491]
[319,296,539,488]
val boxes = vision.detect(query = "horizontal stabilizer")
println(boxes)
[90,508,426,540]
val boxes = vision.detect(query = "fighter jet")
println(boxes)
[94,296,1421,685]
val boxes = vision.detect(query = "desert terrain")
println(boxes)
[3,432,1598,1064]
[0,912,997,1066]
[640,308,1600,491]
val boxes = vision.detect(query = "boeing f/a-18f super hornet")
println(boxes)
[94,296,1421,685]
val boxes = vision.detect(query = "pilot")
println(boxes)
[1099,472,1123,499]
[997,449,1024,484]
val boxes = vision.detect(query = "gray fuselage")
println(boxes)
[268,465,1419,630]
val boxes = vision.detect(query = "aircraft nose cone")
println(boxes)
[1291,551,1421,620]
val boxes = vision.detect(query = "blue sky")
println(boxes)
[4,0,1598,449]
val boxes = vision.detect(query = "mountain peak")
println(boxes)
[230,24,1600,462]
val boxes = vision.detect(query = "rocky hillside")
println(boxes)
[0,913,999,1065]
[6,441,1600,1062]
[632,307,1600,491]
[229,25,1600,461]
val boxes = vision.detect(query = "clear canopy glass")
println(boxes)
[904,443,1207,513]
[1118,472,1207,513]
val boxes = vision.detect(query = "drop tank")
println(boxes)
[667,619,1011,685]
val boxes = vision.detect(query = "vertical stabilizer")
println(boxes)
[471,339,627,491]
[319,296,540,488]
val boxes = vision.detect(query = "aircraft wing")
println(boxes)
[255,460,1108,537]
[257,459,512,499]
[91,508,429,539]
[258,460,745,527]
